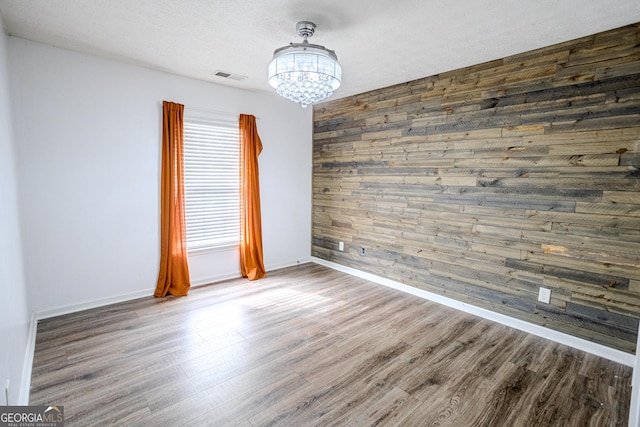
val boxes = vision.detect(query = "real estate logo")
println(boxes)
[0,406,63,427]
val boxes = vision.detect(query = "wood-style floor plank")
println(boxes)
[30,263,632,426]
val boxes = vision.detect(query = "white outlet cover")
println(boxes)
[338,241,344,251]
[538,287,551,304]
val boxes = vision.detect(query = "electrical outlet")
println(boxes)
[538,287,551,304]
[360,247,365,256]
[338,241,344,251]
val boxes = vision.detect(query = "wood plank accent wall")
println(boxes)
[312,23,640,353]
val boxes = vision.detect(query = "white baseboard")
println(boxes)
[266,257,312,272]
[190,273,241,288]
[191,258,312,287]
[35,288,155,321]
[18,311,38,405]
[311,257,636,368]
[34,258,312,319]
[630,331,640,427]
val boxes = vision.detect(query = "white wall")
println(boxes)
[9,37,312,314]
[0,15,31,404]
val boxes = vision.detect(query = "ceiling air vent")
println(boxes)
[213,70,247,81]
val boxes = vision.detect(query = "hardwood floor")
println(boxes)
[30,263,632,426]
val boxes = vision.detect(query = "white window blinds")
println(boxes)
[183,112,240,251]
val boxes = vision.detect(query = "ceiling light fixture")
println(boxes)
[268,21,342,108]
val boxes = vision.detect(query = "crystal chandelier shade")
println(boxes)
[268,21,342,108]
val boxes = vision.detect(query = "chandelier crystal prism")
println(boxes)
[268,21,342,108]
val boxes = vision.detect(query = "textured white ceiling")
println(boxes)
[0,0,639,101]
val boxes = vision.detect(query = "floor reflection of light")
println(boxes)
[183,302,249,360]
[178,286,369,381]
[242,287,355,313]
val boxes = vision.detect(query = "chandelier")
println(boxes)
[268,21,342,108]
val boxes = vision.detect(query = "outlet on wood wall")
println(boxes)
[312,23,640,353]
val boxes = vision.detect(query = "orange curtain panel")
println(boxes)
[155,101,191,297]
[239,114,266,281]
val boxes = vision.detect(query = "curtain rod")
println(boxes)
[186,105,260,120]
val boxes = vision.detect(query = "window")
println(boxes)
[183,110,240,251]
